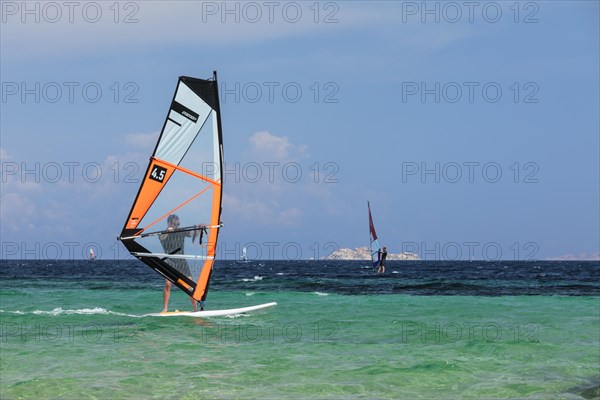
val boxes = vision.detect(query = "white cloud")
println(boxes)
[222,194,303,228]
[222,131,345,229]
[248,131,308,161]
[223,131,308,227]
[40,200,70,221]
[1,2,472,66]
[124,132,159,149]
[0,149,147,241]
[249,131,292,159]
[0,192,36,231]
[0,1,354,61]
[0,148,9,160]
[0,157,43,192]
[276,207,303,226]
[222,194,272,225]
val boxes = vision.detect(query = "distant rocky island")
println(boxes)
[325,247,420,260]
[547,252,600,261]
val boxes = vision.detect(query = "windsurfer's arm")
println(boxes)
[197,224,209,244]
[189,224,207,243]
[159,226,174,241]
[187,224,204,237]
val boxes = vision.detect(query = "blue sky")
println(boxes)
[1,1,598,260]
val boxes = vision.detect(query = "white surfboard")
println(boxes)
[143,302,277,317]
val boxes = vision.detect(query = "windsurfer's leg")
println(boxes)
[163,280,172,312]
[185,275,198,312]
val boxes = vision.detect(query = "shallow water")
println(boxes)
[1,260,598,399]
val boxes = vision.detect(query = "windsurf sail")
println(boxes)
[368,201,381,269]
[118,73,224,304]
[241,246,248,261]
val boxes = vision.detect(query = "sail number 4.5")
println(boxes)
[149,165,167,183]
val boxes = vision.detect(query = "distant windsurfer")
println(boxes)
[378,246,387,274]
[159,214,205,312]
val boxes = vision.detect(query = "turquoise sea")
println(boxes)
[1,260,599,399]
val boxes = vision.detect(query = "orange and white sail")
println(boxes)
[119,73,223,303]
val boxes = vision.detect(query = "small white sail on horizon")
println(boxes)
[238,246,250,263]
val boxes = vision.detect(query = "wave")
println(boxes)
[3,260,599,296]
[241,276,263,282]
[1,307,140,317]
